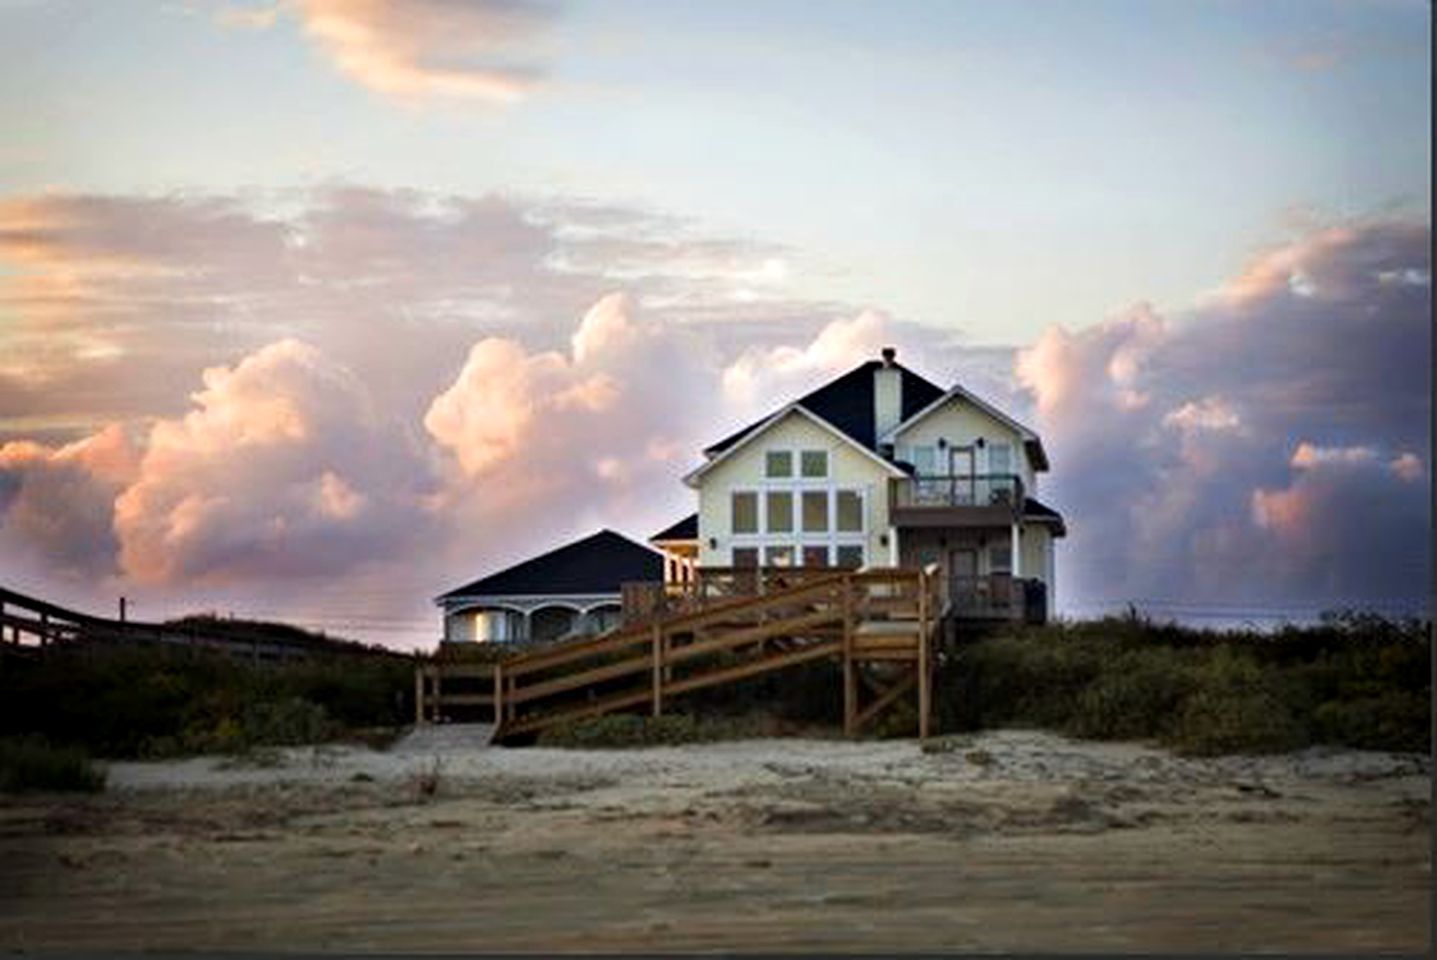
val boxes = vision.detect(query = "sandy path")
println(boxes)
[1,728,1428,952]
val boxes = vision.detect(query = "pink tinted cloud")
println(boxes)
[294,0,554,103]
[1015,218,1430,613]
[113,339,433,586]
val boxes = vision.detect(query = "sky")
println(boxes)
[0,0,1429,646]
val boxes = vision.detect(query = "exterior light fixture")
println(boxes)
[707,537,718,550]
[976,437,986,448]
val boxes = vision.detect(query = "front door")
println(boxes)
[949,548,978,610]
[949,446,975,504]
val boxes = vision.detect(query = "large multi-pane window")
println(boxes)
[766,491,793,532]
[727,447,867,568]
[765,450,793,478]
[801,490,828,532]
[989,443,1012,477]
[731,491,758,534]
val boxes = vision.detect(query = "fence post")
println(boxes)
[493,662,504,727]
[842,574,856,736]
[651,624,663,717]
[414,663,426,725]
[918,569,931,740]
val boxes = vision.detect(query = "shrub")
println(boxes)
[1169,648,1307,755]
[0,736,106,793]
[1069,648,1196,741]
[1312,693,1430,753]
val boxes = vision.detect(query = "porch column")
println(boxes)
[890,527,900,567]
[521,609,533,642]
[1011,522,1022,578]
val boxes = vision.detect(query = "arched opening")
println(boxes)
[585,603,623,636]
[447,605,524,643]
[530,605,580,643]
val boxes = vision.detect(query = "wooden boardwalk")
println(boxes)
[417,566,945,743]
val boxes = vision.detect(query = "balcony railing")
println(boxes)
[891,473,1023,512]
[947,575,1047,622]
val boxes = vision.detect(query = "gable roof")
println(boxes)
[884,383,1050,471]
[651,513,698,541]
[703,359,946,457]
[436,529,663,601]
[684,403,909,486]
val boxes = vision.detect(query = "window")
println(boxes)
[989,443,1012,477]
[765,450,793,478]
[835,544,865,569]
[732,491,758,534]
[732,547,759,568]
[765,544,795,567]
[766,491,793,532]
[801,490,829,532]
[989,541,1012,573]
[802,545,830,567]
[912,445,937,476]
[836,490,863,532]
[800,449,828,478]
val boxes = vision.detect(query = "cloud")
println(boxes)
[0,424,139,581]
[293,0,555,103]
[1017,218,1431,615]
[112,339,435,586]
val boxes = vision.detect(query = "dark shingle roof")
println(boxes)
[1023,497,1067,537]
[651,513,698,541]
[703,360,946,457]
[436,530,663,600]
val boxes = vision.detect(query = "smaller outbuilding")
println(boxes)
[435,529,663,644]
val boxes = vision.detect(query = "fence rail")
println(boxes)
[0,585,403,664]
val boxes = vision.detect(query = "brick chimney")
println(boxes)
[874,346,902,441]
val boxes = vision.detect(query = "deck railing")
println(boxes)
[892,473,1023,512]
[947,575,1046,621]
[621,565,847,625]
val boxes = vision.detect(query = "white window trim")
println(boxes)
[727,482,868,566]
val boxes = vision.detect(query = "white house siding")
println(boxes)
[892,400,1036,496]
[696,410,894,568]
[1021,525,1053,592]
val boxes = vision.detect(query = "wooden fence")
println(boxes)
[0,585,401,665]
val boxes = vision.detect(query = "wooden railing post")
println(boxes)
[493,662,504,727]
[651,624,663,717]
[842,573,856,737]
[917,568,931,741]
[431,665,442,724]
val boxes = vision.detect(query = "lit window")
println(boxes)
[766,491,793,533]
[836,490,863,532]
[765,544,795,567]
[800,449,828,478]
[731,492,758,533]
[801,490,829,532]
[765,450,793,478]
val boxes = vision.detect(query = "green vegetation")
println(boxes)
[0,644,414,759]
[942,611,1430,755]
[0,735,107,793]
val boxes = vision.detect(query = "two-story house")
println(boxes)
[670,347,1063,621]
[437,347,1064,642]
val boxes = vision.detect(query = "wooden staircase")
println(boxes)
[487,566,943,744]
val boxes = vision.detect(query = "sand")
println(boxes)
[1,727,1428,952]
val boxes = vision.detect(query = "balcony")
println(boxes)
[889,473,1023,528]
[947,575,1047,623]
